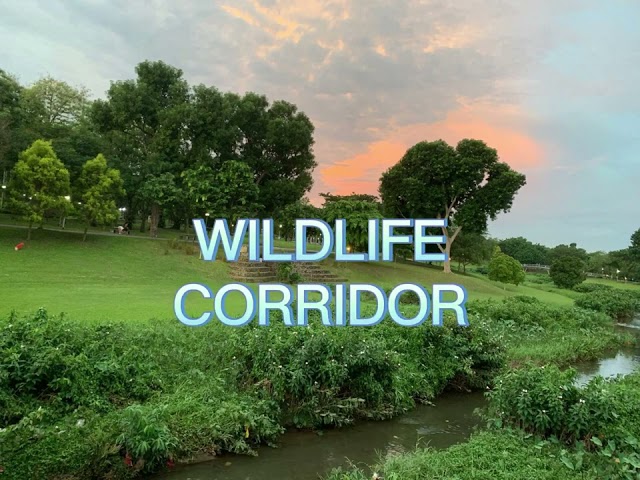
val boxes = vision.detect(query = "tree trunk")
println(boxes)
[149,203,160,238]
[83,226,88,242]
[140,214,147,233]
[443,239,452,273]
[27,221,32,240]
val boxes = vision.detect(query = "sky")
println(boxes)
[1,0,639,252]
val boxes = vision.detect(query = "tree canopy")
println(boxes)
[9,140,71,239]
[380,139,526,273]
[498,237,549,265]
[76,154,125,241]
[488,246,525,287]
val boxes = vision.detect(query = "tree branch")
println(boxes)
[450,226,462,243]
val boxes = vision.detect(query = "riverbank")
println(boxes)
[326,349,640,480]
[0,297,631,479]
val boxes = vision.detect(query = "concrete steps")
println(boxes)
[227,252,349,284]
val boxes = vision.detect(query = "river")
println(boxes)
[153,324,640,480]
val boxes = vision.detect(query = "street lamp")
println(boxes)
[279,223,282,239]
[205,212,210,229]
[0,184,6,210]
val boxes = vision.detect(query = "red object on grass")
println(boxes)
[124,453,133,467]
[167,458,175,469]
[15,242,24,251]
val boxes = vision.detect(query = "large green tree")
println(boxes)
[9,140,70,239]
[76,154,125,241]
[547,243,587,288]
[498,236,549,265]
[231,93,317,216]
[321,195,383,252]
[380,139,526,273]
[0,69,24,176]
[631,228,640,261]
[92,60,190,236]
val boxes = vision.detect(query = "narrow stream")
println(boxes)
[154,323,640,480]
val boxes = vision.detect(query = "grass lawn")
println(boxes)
[0,226,586,323]
[0,226,243,322]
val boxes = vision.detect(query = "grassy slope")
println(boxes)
[0,227,238,322]
[0,226,578,323]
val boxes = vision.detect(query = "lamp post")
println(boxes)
[61,195,71,229]
[279,223,282,240]
[205,212,210,229]
[0,184,6,210]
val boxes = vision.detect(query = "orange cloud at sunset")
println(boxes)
[315,102,546,203]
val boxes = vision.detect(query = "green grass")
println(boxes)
[0,226,578,323]
[0,227,245,322]
[326,430,596,480]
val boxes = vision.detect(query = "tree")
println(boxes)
[208,161,260,223]
[276,198,322,241]
[550,255,586,289]
[21,76,89,130]
[586,251,611,275]
[488,247,526,287]
[548,243,588,264]
[76,154,125,241]
[92,60,190,236]
[631,228,640,261]
[498,236,549,265]
[547,243,588,288]
[379,139,526,273]
[139,173,180,238]
[232,93,317,216]
[9,140,70,239]
[319,192,380,205]
[0,69,24,174]
[451,232,492,273]
[321,196,383,252]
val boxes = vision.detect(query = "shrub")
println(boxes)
[485,365,627,442]
[550,255,586,289]
[573,283,613,294]
[574,289,640,321]
[488,248,525,287]
[276,262,303,284]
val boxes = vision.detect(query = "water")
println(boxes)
[152,392,486,480]
[154,326,640,480]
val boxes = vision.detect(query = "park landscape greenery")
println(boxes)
[1,61,640,479]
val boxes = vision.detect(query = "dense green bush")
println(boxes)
[483,367,640,479]
[573,283,613,294]
[0,307,507,479]
[466,296,625,366]
[575,289,640,320]
[276,262,303,284]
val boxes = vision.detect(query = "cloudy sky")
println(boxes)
[2,0,639,251]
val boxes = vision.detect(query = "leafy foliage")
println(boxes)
[0,307,506,478]
[8,140,71,237]
[379,139,526,273]
[488,247,526,286]
[574,289,640,321]
[550,247,587,289]
[76,153,125,240]
[321,196,383,252]
[498,236,549,265]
